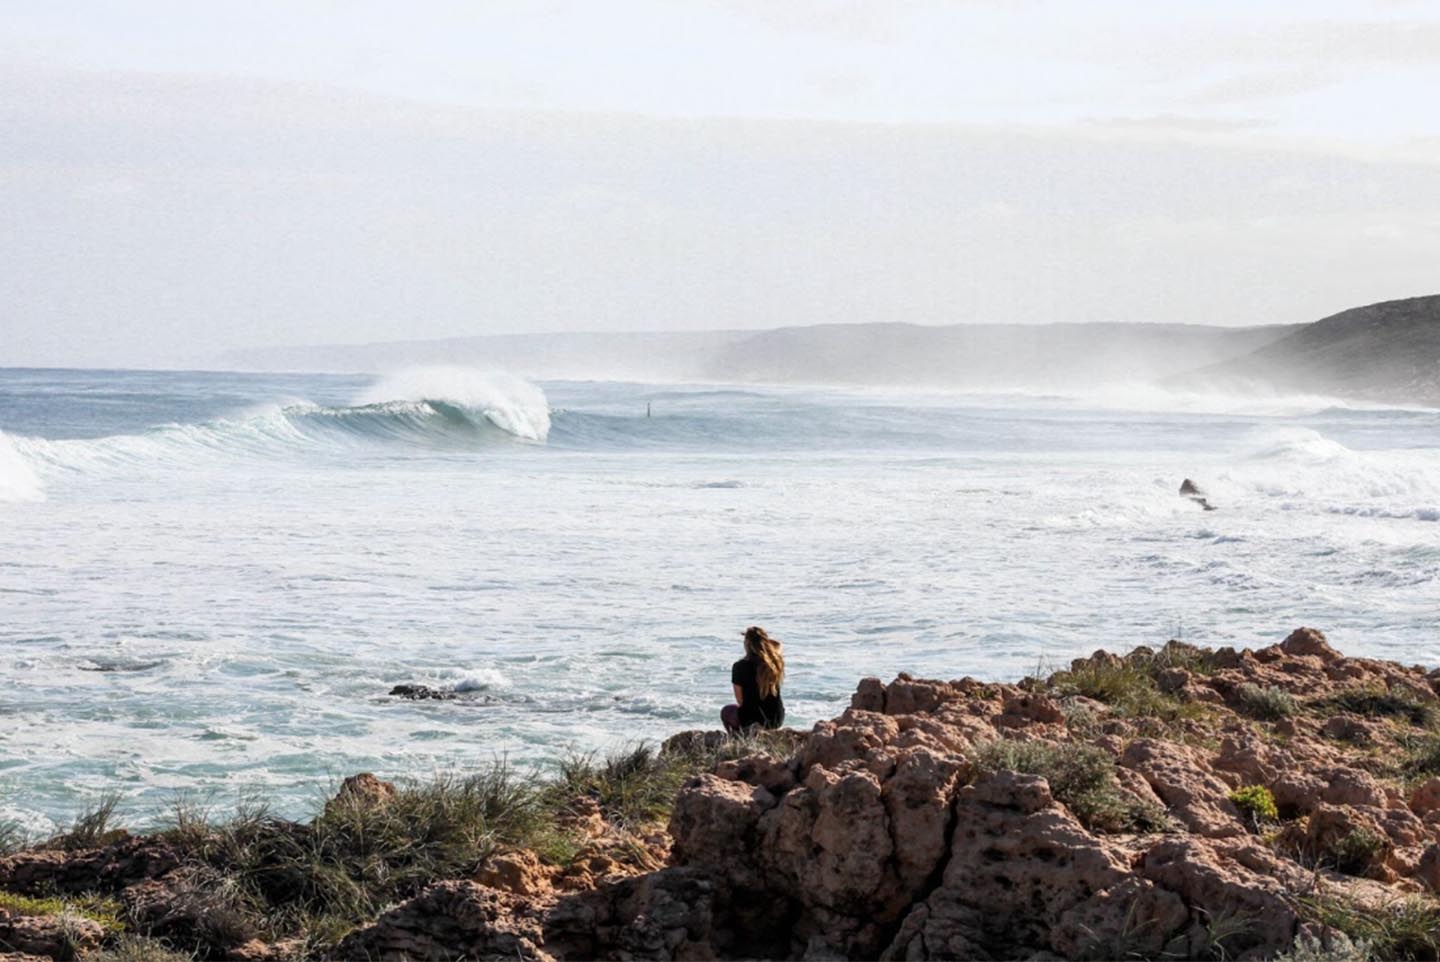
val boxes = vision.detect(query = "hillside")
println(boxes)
[1178,294,1440,406]
[700,322,1297,389]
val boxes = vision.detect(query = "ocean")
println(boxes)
[1,366,1437,833]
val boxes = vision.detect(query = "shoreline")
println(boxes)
[7,627,1440,960]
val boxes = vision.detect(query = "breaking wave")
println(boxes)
[6,369,550,476]
[1218,427,1440,522]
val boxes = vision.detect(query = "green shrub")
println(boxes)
[974,738,1167,834]
[1228,785,1279,824]
[1403,733,1440,780]
[550,745,685,831]
[1234,683,1298,721]
[45,791,125,851]
[154,764,549,938]
[1045,658,1199,722]
[1331,827,1389,878]
[1301,894,1440,961]
[1318,688,1436,728]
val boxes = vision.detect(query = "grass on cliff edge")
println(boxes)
[26,730,799,956]
[974,738,1168,834]
[1301,894,1440,961]
[0,889,126,933]
[1041,643,1211,723]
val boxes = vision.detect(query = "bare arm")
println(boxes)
[733,684,744,706]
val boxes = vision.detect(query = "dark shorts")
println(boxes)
[720,703,741,732]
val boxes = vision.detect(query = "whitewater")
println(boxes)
[2,366,1438,832]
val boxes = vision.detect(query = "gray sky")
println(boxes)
[3,0,1440,367]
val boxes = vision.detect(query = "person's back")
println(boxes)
[732,654,784,728]
[722,626,785,732]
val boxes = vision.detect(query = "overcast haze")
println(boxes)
[3,1,1440,368]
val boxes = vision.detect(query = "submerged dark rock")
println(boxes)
[389,684,456,701]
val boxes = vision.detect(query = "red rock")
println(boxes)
[667,774,776,886]
[1120,739,1244,838]
[475,850,557,898]
[335,881,550,961]
[1140,838,1298,957]
[326,772,396,813]
[883,772,1164,960]
[1410,777,1440,817]
[1416,844,1440,892]
[0,909,104,960]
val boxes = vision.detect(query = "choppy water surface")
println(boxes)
[2,366,1437,831]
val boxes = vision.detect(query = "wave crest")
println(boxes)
[355,368,550,442]
[10,369,551,477]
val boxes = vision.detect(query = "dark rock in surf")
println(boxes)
[1179,478,1217,511]
[389,684,456,701]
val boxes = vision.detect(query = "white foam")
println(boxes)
[0,431,43,502]
[356,367,551,441]
[453,667,510,692]
[1215,426,1440,522]
[1079,382,1410,418]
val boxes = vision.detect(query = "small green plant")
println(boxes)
[1234,683,1297,721]
[974,738,1167,834]
[1228,785,1279,826]
[0,889,126,934]
[1192,905,1267,961]
[1331,827,1389,878]
[1399,732,1440,781]
[94,935,197,962]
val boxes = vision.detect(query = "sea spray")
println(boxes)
[0,430,43,501]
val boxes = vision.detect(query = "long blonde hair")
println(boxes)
[744,626,785,698]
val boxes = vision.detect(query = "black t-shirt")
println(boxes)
[731,656,784,729]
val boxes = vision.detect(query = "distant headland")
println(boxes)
[219,294,1440,409]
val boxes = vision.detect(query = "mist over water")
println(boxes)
[1,366,1437,832]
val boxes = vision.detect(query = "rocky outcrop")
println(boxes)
[14,627,1440,961]
[0,909,104,961]
[216,628,1440,959]
[0,835,180,897]
[649,627,1440,960]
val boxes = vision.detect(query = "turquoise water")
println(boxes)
[1,366,1437,832]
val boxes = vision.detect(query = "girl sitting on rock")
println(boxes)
[722,626,786,732]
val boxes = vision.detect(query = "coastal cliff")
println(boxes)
[1175,294,1440,407]
[8,628,1440,961]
